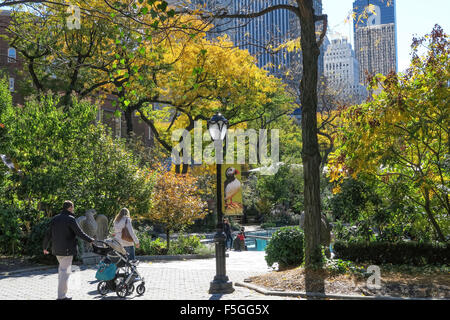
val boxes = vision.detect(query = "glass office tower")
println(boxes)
[353,0,398,83]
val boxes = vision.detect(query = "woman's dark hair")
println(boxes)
[62,200,73,210]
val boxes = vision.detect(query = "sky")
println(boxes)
[322,0,450,73]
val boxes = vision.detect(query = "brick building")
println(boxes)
[0,10,24,105]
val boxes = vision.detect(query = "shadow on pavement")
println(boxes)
[208,293,225,300]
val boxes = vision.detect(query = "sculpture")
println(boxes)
[76,209,109,264]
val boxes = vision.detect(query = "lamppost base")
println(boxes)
[209,277,235,294]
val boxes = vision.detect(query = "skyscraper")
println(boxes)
[173,1,327,121]
[185,0,325,77]
[324,38,365,104]
[353,0,397,84]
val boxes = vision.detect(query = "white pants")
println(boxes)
[56,255,73,299]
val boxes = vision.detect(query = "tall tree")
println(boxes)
[329,25,449,242]
[189,0,328,272]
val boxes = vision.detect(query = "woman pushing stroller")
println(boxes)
[93,207,145,297]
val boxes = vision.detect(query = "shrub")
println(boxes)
[261,222,276,229]
[136,233,167,256]
[0,89,154,221]
[325,257,366,277]
[136,233,206,256]
[168,234,204,255]
[333,241,450,266]
[26,217,57,265]
[0,206,25,255]
[0,206,43,256]
[265,226,304,269]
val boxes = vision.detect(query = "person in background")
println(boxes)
[43,200,95,300]
[240,226,247,250]
[113,208,140,260]
[236,231,246,251]
[223,217,233,250]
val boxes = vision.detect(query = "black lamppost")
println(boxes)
[207,112,234,294]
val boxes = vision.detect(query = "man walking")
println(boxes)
[43,201,95,300]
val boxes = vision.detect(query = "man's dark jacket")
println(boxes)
[223,222,232,236]
[43,209,94,256]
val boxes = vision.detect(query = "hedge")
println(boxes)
[333,241,449,266]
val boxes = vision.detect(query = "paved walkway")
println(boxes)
[0,251,297,300]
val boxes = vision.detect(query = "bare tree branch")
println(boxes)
[314,14,328,47]
[207,4,300,20]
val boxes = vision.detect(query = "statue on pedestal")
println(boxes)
[76,209,109,264]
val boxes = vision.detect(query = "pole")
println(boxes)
[209,141,234,294]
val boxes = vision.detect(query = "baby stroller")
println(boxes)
[92,239,145,298]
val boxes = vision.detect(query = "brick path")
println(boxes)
[0,251,297,300]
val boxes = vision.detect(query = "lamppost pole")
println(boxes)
[208,113,234,294]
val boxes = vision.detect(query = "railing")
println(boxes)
[245,235,271,240]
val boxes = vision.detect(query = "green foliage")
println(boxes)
[136,232,205,256]
[265,226,304,269]
[325,258,366,277]
[0,85,154,221]
[136,234,168,256]
[26,217,57,265]
[168,234,204,255]
[228,217,241,232]
[330,177,374,223]
[333,241,450,266]
[0,206,24,255]
[330,176,429,243]
[329,26,449,242]
[261,222,276,229]
[244,166,303,227]
[0,205,43,255]
[256,165,304,214]
[379,263,450,276]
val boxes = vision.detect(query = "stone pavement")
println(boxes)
[0,251,298,300]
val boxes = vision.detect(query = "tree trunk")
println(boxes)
[424,188,446,242]
[166,229,171,251]
[124,107,134,137]
[297,0,323,269]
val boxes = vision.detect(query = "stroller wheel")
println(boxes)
[136,283,146,296]
[97,281,108,296]
[116,282,128,298]
[126,283,135,296]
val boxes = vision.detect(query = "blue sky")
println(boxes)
[322,0,450,73]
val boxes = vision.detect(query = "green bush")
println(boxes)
[0,206,43,256]
[265,226,304,269]
[325,257,366,277]
[136,232,206,256]
[333,241,450,266]
[261,222,276,229]
[136,233,167,256]
[26,217,57,265]
[0,87,155,221]
[0,207,25,255]
[168,234,204,255]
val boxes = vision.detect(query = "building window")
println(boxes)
[9,78,14,92]
[8,48,16,63]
